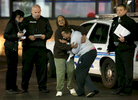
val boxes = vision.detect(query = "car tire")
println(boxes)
[47,61,56,78]
[101,58,117,88]
[46,49,56,78]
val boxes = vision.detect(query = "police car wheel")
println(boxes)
[47,61,56,78]
[101,58,117,88]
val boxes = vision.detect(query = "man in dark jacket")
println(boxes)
[107,4,136,96]
[21,4,53,93]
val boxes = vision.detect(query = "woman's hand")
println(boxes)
[17,32,24,38]
[71,42,78,48]
[81,35,86,44]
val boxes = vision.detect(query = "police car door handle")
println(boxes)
[97,47,102,50]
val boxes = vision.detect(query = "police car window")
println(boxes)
[89,23,109,43]
[81,23,94,33]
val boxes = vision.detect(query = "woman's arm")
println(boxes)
[71,31,82,54]
[4,22,18,41]
[55,29,72,51]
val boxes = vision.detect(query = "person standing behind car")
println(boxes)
[54,15,87,97]
[21,4,53,93]
[107,4,136,96]
[4,10,24,94]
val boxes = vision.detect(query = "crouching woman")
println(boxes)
[60,26,99,98]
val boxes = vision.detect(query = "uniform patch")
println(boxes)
[30,21,36,23]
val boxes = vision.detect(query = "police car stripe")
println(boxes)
[74,52,115,68]
[74,52,115,58]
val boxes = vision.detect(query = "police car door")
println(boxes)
[87,22,110,75]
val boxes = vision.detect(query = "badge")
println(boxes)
[30,21,36,23]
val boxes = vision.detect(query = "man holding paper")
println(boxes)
[21,4,53,93]
[107,4,136,96]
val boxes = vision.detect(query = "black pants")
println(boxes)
[21,47,48,90]
[5,47,18,90]
[115,48,135,93]
[75,49,98,95]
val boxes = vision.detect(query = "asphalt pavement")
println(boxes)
[0,55,138,100]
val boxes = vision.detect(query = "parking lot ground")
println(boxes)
[0,55,138,100]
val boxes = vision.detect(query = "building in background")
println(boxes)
[0,0,10,17]
[0,0,137,56]
[0,0,123,18]
[0,0,137,18]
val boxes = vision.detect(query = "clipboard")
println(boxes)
[114,24,130,37]
[34,34,42,38]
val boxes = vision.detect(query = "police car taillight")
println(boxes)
[136,51,138,61]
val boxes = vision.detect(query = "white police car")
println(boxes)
[74,19,138,88]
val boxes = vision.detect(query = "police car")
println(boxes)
[74,19,138,88]
[46,19,138,88]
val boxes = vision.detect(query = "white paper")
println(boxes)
[66,52,74,62]
[34,34,42,38]
[21,36,26,39]
[114,24,130,37]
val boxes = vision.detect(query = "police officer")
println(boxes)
[107,4,136,95]
[4,10,24,94]
[21,4,53,93]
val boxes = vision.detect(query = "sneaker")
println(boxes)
[86,90,99,98]
[6,89,18,94]
[56,91,62,97]
[16,89,22,94]
[67,87,77,96]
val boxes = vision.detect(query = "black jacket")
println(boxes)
[4,20,19,51]
[23,15,53,48]
[4,20,19,41]
[107,14,136,52]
